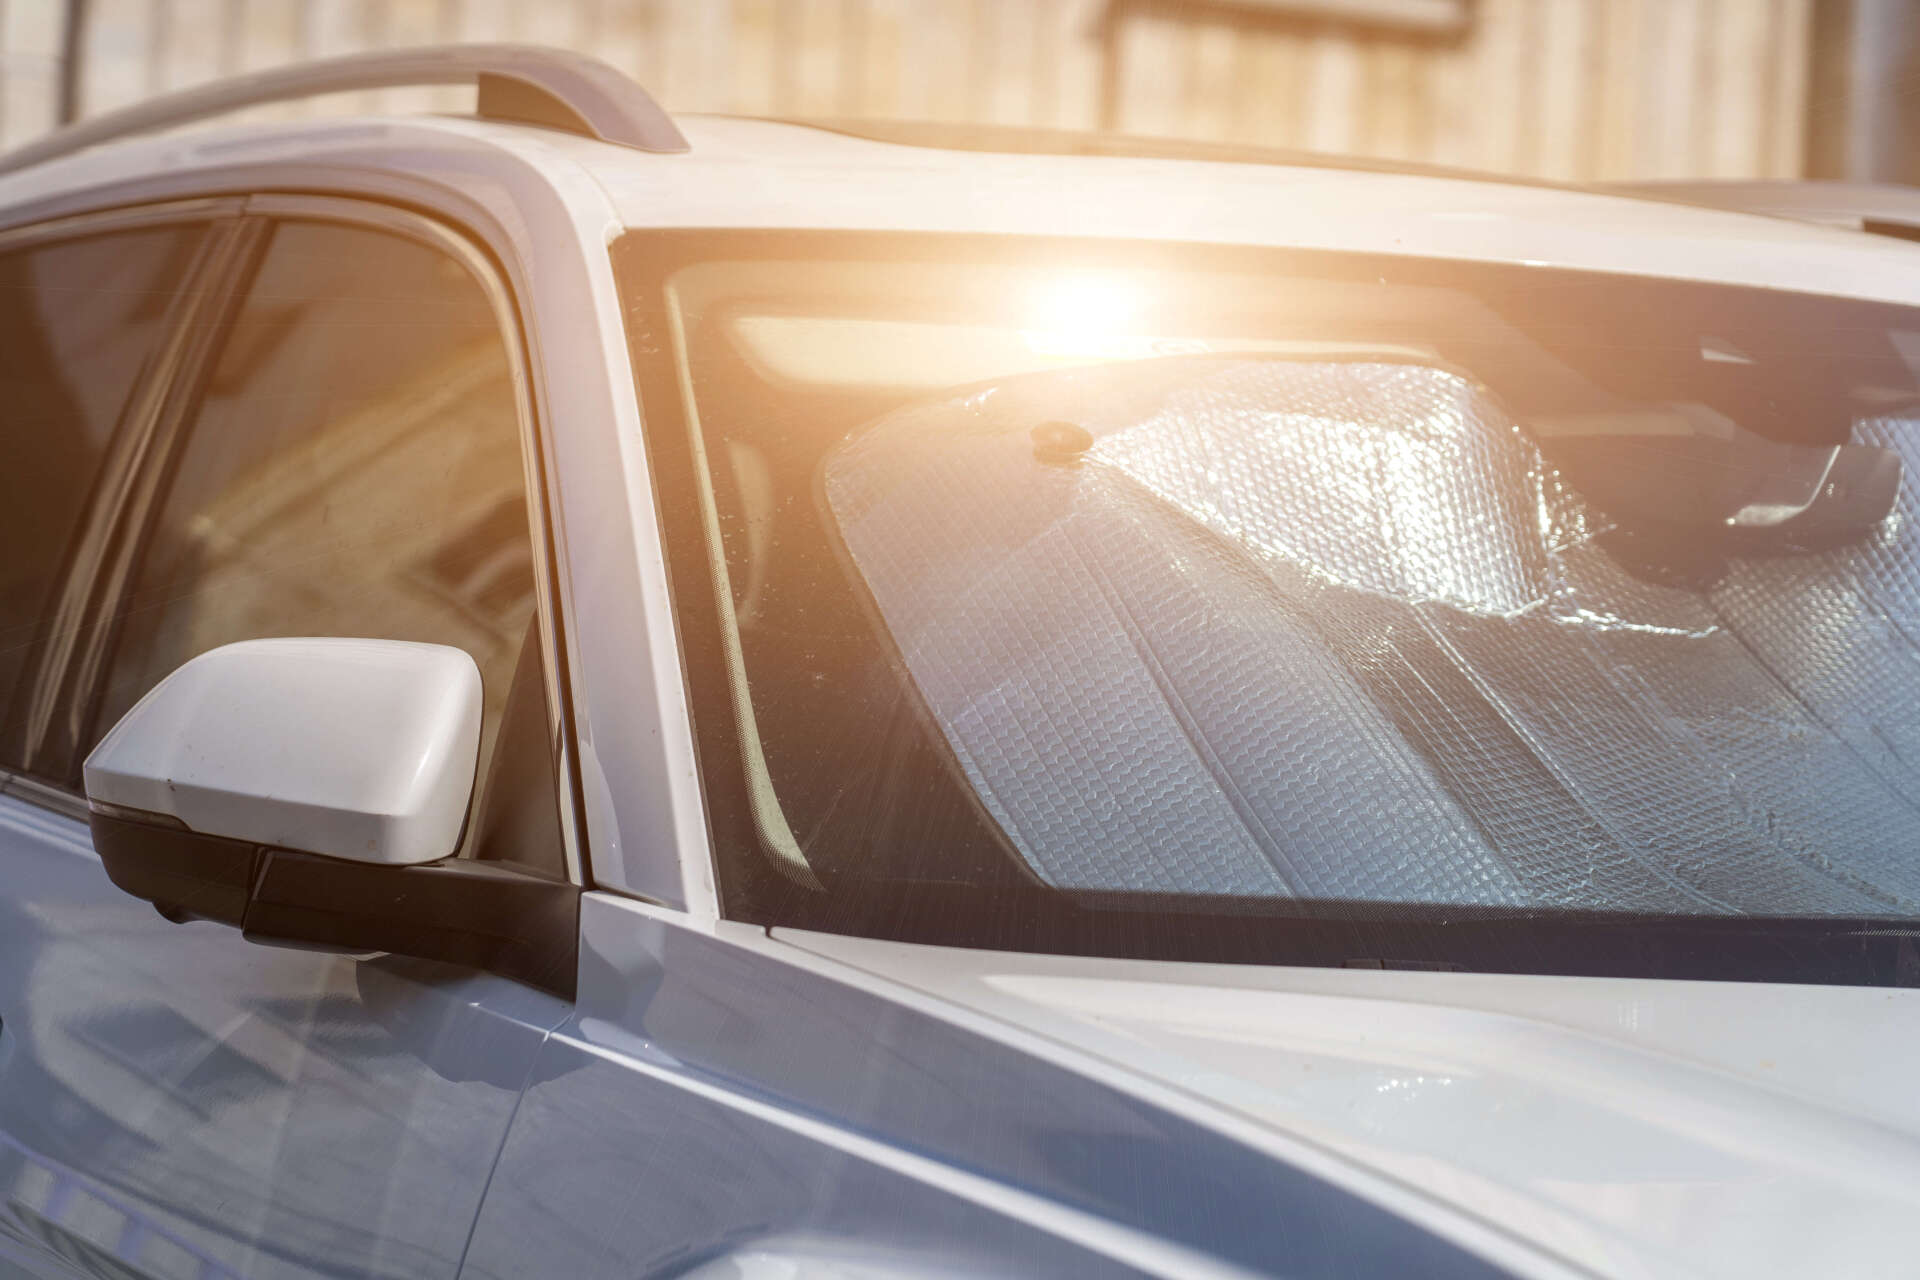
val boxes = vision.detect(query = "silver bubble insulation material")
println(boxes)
[822,360,1920,912]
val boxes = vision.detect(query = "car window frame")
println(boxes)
[1,193,587,886]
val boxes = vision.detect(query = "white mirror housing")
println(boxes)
[84,638,483,866]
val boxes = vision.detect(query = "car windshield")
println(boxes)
[621,230,1920,985]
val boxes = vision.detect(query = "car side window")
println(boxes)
[0,223,207,765]
[89,217,566,875]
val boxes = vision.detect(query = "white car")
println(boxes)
[2,44,1918,1280]
[1609,177,1920,240]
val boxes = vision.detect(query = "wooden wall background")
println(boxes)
[0,0,1815,181]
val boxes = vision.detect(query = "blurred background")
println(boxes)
[0,0,1917,185]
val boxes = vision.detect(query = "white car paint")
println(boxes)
[579,893,1587,1280]
[84,638,482,865]
[590,117,1920,304]
[779,927,1920,1280]
[43,110,1902,302]
[1610,179,1920,234]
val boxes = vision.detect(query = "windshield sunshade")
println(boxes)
[825,358,1920,914]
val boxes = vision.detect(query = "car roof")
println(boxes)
[755,117,1582,189]
[1606,179,1920,236]
[7,107,1920,307]
[582,115,1920,303]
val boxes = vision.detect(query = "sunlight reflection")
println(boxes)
[1020,272,1158,358]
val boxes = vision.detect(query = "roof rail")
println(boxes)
[0,44,687,178]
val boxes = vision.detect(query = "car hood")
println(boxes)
[777,928,1920,1279]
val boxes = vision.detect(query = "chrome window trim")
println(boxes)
[241,193,587,885]
[0,771,90,824]
[0,196,242,252]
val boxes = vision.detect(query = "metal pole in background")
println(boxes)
[57,0,90,124]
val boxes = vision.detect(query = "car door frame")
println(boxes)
[0,129,724,914]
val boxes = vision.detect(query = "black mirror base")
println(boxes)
[90,809,580,999]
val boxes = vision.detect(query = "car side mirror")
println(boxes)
[83,638,577,997]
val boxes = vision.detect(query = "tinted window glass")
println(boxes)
[0,224,204,763]
[92,219,562,870]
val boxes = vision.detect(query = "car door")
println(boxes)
[0,195,579,1280]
